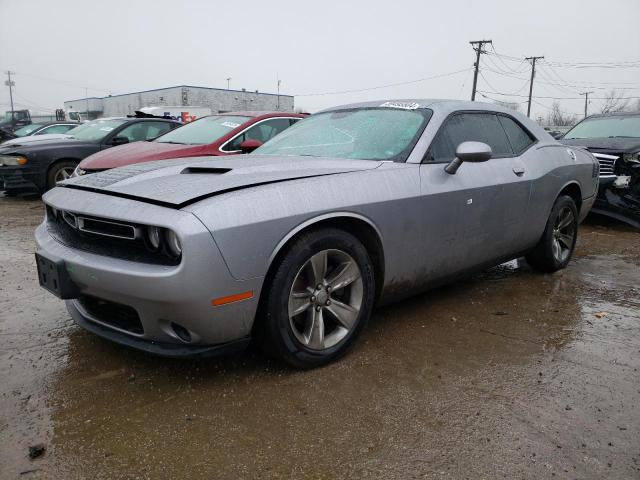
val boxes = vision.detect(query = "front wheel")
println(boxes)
[257,228,375,369]
[46,160,78,191]
[526,195,578,273]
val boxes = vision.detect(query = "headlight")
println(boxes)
[145,226,161,250]
[72,165,86,177]
[622,152,640,163]
[0,155,27,166]
[165,230,182,257]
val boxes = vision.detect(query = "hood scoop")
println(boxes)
[180,167,232,175]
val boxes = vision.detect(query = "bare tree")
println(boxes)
[600,90,630,114]
[545,101,577,127]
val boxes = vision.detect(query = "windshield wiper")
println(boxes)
[158,141,185,144]
[608,136,636,138]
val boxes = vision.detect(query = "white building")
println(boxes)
[64,85,294,119]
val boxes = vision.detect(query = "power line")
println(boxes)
[475,90,640,100]
[481,65,640,91]
[293,67,472,96]
[484,50,640,68]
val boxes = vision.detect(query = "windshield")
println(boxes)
[564,115,640,139]
[14,124,45,136]
[65,119,127,141]
[154,115,250,145]
[253,107,431,161]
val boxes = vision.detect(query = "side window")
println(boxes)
[116,122,173,142]
[145,122,174,140]
[498,116,535,154]
[224,118,292,151]
[37,124,75,135]
[428,113,513,162]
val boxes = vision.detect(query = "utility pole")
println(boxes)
[469,40,492,101]
[276,77,281,111]
[580,91,593,118]
[226,77,231,90]
[85,87,89,121]
[4,71,15,125]
[525,56,544,118]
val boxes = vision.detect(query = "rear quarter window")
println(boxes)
[498,116,535,154]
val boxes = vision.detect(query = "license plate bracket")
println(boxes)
[35,251,79,299]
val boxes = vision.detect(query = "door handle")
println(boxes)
[513,166,525,176]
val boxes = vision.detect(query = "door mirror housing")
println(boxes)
[444,141,492,174]
[111,136,130,146]
[239,139,262,153]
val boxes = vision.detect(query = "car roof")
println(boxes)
[316,99,551,139]
[87,117,180,124]
[217,111,306,118]
[27,121,79,126]
[317,99,527,115]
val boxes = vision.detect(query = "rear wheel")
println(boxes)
[526,195,578,273]
[257,228,375,369]
[46,160,78,190]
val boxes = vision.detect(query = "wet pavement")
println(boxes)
[1,196,639,479]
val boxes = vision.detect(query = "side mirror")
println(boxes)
[111,136,130,146]
[239,139,262,153]
[444,141,492,175]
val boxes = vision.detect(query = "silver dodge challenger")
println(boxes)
[35,99,598,368]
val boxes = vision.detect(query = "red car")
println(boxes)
[74,111,306,175]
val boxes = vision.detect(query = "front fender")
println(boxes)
[266,211,383,266]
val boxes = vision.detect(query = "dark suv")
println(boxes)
[560,112,640,228]
[0,117,181,195]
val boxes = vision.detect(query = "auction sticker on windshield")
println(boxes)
[221,122,241,129]
[379,101,421,110]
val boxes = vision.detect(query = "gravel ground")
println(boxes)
[1,196,639,479]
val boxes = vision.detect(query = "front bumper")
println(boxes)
[67,300,250,358]
[36,187,264,355]
[0,166,40,194]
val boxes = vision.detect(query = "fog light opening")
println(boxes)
[171,322,192,343]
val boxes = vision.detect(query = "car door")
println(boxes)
[418,111,532,279]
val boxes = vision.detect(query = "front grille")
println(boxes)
[593,153,617,177]
[79,295,144,334]
[45,207,180,266]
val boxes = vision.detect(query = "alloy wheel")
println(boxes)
[551,206,576,263]
[288,249,364,351]
[54,166,76,183]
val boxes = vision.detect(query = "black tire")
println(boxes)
[256,228,375,369]
[526,195,578,273]
[46,160,78,191]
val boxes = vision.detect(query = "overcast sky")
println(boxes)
[1,0,639,121]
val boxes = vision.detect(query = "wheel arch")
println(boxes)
[46,157,81,184]
[557,181,582,215]
[259,213,386,310]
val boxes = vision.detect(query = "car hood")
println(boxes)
[1,133,74,147]
[0,138,94,154]
[79,141,208,170]
[560,137,640,153]
[58,155,383,208]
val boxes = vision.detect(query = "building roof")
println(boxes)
[65,84,293,103]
